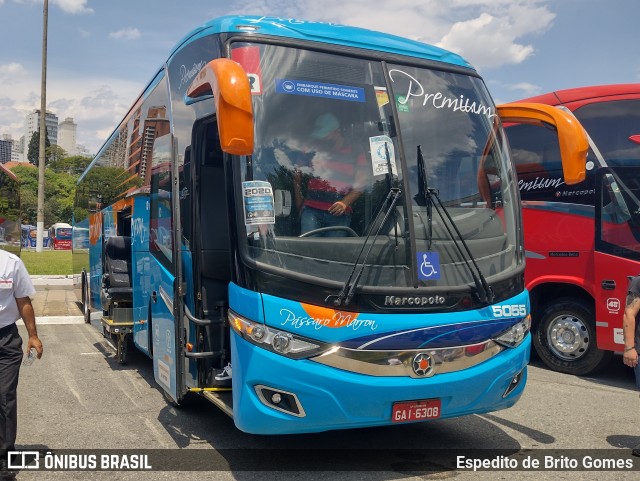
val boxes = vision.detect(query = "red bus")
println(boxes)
[506,84,640,375]
[49,222,73,250]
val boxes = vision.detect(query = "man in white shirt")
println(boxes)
[0,250,42,472]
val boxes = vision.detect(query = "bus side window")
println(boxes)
[147,71,173,269]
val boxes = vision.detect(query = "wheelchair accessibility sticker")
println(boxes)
[417,251,440,280]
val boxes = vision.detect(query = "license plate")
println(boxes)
[392,399,441,423]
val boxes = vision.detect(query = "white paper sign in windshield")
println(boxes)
[242,181,275,225]
[369,135,397,176]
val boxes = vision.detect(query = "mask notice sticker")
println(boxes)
[242,181,275,225]
[417,251,440,281]
[275,79,365,102]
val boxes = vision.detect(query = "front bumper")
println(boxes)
[230,332,530,434]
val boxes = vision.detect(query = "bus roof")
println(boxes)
[169,15,473,70]
[518,83,640,106]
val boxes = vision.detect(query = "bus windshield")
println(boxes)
[233,42,519,291]
[55,227,72,239]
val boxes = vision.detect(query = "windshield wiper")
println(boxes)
[416,145,494,305]
[327,143,401,307]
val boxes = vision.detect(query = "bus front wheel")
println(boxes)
[533,298,611,376]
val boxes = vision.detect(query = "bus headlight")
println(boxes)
[229,310,329,359]
[493,315,531,348]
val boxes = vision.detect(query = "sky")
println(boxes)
[0,0,638,154]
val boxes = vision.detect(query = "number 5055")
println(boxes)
[492,304,527,317]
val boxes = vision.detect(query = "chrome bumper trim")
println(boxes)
[310,340,503,378]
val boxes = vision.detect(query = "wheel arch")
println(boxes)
[529,284,612,375]
[529,282,594,325]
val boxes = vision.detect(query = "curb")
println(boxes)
[30,275,74,287]
[19,316,85,325]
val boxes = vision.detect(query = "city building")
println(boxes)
[58,117,77,156]
[0,134,23,163]
[25,109,59,148]
[14,136,24,162]
[0,137,10,164]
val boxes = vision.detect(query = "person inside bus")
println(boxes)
[293,113,369,237]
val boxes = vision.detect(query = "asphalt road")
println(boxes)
[9,310,640,480]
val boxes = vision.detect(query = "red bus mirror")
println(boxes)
[187,58,254,156]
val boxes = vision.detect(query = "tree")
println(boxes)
[11,163,75,225]
[46,144,67,164]
[8,154,140,226]
[48,155,91,175]
[27,130,51,166]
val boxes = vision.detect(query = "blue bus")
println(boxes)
[73,15,588,434]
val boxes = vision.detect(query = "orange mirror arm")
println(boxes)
[497,102,589,185]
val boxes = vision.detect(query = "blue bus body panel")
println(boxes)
[169,15,473,70]
[260,291,527,348]
[228,283,530,434]
[228,282,264,324]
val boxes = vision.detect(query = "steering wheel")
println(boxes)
[299,226,359,238]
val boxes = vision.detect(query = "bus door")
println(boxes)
[149,150,184,403]
[182,118,232,388]
[88,211,104,310]
[594,166,640,352]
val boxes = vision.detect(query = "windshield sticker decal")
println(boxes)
[369,135,398,176]
[417,251,441,281]
[275,79,365,102]
[242,181,275,225]
[278,304,378,331]
[231,46,262,95]
[395,94,409,113]
[375,87,389,107]
[247,74,261,94]
[388,69,495,119]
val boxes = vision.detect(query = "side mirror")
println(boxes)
[497,102,589,185]
[186,58,254,156]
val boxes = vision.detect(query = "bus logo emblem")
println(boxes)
[412,353,433,377]
[606,298,620,313]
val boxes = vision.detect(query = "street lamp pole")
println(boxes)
[36,0,48,252]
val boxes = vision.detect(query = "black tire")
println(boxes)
[82,275,91,324]
[533,297,612,375]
